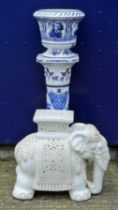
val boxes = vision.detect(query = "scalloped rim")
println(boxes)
[33,9,85,19]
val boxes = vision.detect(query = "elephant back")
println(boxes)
[14,133,40,163]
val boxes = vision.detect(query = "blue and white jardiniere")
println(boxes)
[33,9,85,109]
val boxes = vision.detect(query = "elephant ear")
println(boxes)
[69,131,88,153]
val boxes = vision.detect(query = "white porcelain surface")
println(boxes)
[13,9,110,202]
[13,110,110,201]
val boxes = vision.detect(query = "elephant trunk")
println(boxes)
[92,159,105,192]
[92,148,110,193]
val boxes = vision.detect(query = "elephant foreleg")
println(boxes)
[69,154,91,202]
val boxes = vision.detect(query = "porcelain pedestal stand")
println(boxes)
[13,9,110,202]
[34,9,83,110]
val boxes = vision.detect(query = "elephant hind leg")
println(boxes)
[13,166,35,200]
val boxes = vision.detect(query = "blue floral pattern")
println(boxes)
[51,49,71,56]
[44,68,71,83]
[48,90,68,109]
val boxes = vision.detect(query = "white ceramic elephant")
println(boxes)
[69,123,110,201]
[12,123,110,202]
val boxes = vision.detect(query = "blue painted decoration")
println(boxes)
[38,19,79,42]
[48,90,68,109]
[45,68,71,82]
[48,22,64,38]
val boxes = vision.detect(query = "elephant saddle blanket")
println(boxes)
[33,137,72,191]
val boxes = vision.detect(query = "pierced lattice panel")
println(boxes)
[33,138,72,191]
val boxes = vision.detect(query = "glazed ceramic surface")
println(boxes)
[33,9,85,109]
[33,9,85,48]
[13,9,110,202]
[13,110,110,201]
